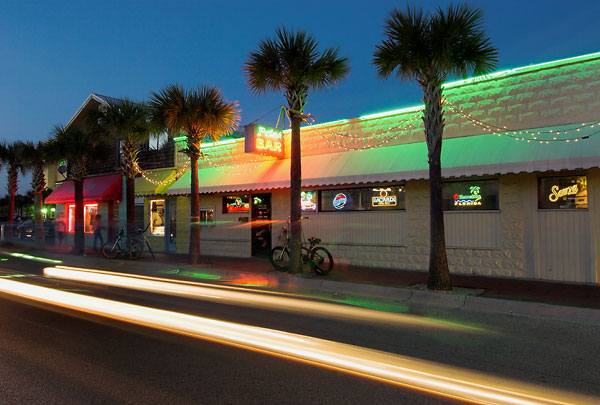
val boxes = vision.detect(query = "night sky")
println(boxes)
[2,0,599,194]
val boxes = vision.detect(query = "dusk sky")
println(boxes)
[2,0,599,194]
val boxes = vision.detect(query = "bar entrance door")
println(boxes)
[251,193,271,257]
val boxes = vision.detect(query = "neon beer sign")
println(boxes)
[333,193,347,210]
[245,124,284,158]
[548,184,578,202]
[453,186,482,206]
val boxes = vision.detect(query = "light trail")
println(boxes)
[0,277,594,405]
[44,266,482,332]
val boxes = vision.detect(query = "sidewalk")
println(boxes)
[6,242,600,322]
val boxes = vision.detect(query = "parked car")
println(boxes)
[16,219,55,241]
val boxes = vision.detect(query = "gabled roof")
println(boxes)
[65,93,123,129]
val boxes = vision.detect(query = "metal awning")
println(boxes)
[45,174,123,204]
[167,128,600,195]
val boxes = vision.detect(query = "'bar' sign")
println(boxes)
[245,124,284,158]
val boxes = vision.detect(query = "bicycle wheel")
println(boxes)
[301,246,311,264]
[102,240,121,259]
[310,247,334,275]
[269,246,290,271]
[129,239,143,260]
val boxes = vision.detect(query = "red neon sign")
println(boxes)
[244,124,284,158]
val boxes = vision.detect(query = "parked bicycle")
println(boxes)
[129,223,155,259]
[102,223,155,260]
[102,226,138,259]
[269,219,333,275]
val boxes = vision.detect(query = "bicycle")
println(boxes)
[269,219,333,275]
[129,223,155,260]
[102,226,138,259]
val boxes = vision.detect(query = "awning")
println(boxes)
[45,174,122,204]
[167,126,600,195]
[135,170,176,196]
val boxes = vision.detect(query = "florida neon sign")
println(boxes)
[453,186,482,206]
[245,124,284,158]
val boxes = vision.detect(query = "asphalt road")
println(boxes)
[1,252,600,403]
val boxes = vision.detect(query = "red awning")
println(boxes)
[45,174,122,204]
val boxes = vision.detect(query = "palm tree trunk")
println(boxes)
[289,114,303,274]
[423,80,451,291]
[6,166,18,240]
[73,179,85,255]
[126,176,136,237]
[189,154,201,264]
[34,192,44,248]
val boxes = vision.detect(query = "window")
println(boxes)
[539,176,587,209]
[67,203,98,233]
[319,186,406,212]
[442,180,499,211]
[222,195,250,213]
[149,132,169,150]
[200,209,214,223]
[150,199,165,235]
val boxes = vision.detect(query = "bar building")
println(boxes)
[47,52,600,284]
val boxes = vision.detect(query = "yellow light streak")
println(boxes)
[45,266,479,332]
[0,278,594,404]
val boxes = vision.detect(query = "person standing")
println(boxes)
[92,214,104,252]
[55,213,66,246]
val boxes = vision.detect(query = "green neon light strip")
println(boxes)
[173,136,243,148]
[359,105,424,121]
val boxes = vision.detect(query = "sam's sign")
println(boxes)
[245,124,284,158]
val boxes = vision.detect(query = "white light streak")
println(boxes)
[0,277,594,404]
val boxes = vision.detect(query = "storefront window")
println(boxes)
[150,199,165,235]
[319,186,405,212]
[442,180,499,211]
[539,176,587,209]
[67,203,98,233]
[200,209,214,223]
[222,195,250,213]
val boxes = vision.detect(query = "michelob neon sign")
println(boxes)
[244,124,284,158]
[453,186,482,206]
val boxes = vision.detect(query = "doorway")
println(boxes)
[251,193,271,256]
[165,199,177,252]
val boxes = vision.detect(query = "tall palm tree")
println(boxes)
[1,141,29,240]
[373,4,498,290]
[244,27,349,273]
[149,84,239,264]
[47,124,111,255]
[23,141,50,248]
[88,99,154,236]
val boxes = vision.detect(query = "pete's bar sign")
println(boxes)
[245,124,284,158]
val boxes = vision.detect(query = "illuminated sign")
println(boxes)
[244,124,284,158]
[301,191,317,212]
[548,184,578,202]
[332,193,347,210]
[539,176,587,209]
[453,186,482,206]
[371,188,397,207]
[223,195,250,213]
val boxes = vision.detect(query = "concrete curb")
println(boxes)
[171,265,600,324]
[24,249,600,324]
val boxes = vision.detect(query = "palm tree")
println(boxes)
[244,27,349,274]
[373,4,498,290]
[23,141,50,247]
[47,124,111,255]
[88,99,154,236]
[1,141,29,240]
[148,84,239,264]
